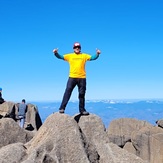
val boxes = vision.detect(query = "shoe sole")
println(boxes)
[59,110,64,114]
[80,112,89,115]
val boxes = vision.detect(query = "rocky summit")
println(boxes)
[0,102,162,163]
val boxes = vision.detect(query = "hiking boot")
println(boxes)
[80,111,89,115]
[59,109,65,114]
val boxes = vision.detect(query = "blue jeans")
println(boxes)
[19,116,25,128]
[59,77,86,113]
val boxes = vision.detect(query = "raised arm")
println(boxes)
[90,48,101,61]
[53,48,64,60]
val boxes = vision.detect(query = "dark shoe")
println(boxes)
[59,109,64,114]
[80,111,89,115]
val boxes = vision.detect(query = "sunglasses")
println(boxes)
[73,46,81,49]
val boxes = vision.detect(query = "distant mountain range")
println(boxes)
[32,99,163,128]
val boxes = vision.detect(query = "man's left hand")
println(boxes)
[96,48,101,55]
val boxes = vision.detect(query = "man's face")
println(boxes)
[74,46,81,54]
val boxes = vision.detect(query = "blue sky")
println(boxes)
[0,0,163,102]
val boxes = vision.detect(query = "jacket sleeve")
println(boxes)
[89,54,99,61]
[54,53,64,60]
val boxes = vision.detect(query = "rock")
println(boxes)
[74,114,146,163]
[0,112,153,163]
[107,118,163,163]
[156,119,163,128]
[0,143,26,163]
[0,102,16,119]
[109,143,148,163]
[149,133,163,163]
[107,118,152,147]
[24,113,90,163]
[123,142,137,155]
[0,102,42,131]
[132,126,163,162]
[24,103,42,130]
[0,118,34,148]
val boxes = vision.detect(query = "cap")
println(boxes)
[0,88,2,91]
[73,42,81,49]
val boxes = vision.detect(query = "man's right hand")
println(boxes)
[53,48,58,53]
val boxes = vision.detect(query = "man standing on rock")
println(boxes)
[18,99,27,128]
[53,42,101,115]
